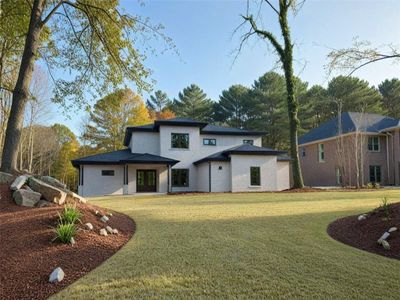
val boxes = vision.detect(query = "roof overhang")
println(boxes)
[200,130,266,136]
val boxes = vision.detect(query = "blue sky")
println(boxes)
[52,0,400,135]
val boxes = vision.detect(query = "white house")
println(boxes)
[72,118,291,196]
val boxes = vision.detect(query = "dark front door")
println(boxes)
[137,170,157,192]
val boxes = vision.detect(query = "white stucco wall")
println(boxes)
[277,161,290,191]
[230,155,278,192]
[196,163,209,192]
[81,165,124,197]
[130,132,160,155]
[127,164,168,194]
[210,162,231,192]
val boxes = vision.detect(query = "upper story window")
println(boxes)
[171,133,189,149]
[243,139,254,145]
[368,136,380,152]
[203,138,216,146]
[318,143,325,162]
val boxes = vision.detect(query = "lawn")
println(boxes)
[53,190,400,299]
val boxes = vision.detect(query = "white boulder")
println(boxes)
[382,240,390,250]
[70,237,76,245]
[357,214,367,221]
[40,176,66,190]
[13,189,41,207]
[377,232,390,244]
[112,228,119,234]
[100,215,109,223]
[28,177,66,205]
[388,227,397,233]
[49,267,64,283]
[10,175,28,191]
[100,228,108,236]
[85,223,93,230]
[106,226,113,234]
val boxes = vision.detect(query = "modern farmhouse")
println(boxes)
[299,112,400,187]
[72,118,291,196]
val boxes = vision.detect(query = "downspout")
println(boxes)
[208,161,211,193]
[167,165,170,193]
[386,133,390,185]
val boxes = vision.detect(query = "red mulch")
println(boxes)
[328,202,400,260]
[0,184,135,300]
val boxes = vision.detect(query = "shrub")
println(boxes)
[58,204,82,224]
[54,223,77,243]
[379,197,391,220]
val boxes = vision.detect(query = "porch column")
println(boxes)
[208,161,211,192]
[123,164,129,195]
[78,165,84,196]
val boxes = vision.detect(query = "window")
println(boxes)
[243,139,254,145]
[301,147,306,157]
[101,170,114,176]
[171,133,189,149]
[369,165,381,183]
[250,166,261,186]
[218,166,223,170]
[172,169,189,187]
[203,138,216,146]
[318,144,325,162]
[368,136,380,152]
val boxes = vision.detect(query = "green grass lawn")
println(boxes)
[53,190,400,299]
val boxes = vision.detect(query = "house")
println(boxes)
[72,118,291,196]
[298,112,400,187]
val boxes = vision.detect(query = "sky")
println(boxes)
[50,0,400,135]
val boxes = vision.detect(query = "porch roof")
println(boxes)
[71,149,179,168]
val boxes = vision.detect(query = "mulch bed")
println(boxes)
[328,202,400,260]
[0,183,135,300]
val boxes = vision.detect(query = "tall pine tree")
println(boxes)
[379,78,400,119]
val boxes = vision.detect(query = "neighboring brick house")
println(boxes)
[298,112,400,187]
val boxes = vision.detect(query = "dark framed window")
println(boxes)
[301,147,306,157]
[369,165,381,183]
[243,139,254,145]
[171,133,189,149]
[318,143,325,162]
[368,136,380,152]
[172,169,189,187]
[250,166,261,186]
[102,170,115,176]
[203,138,216,146]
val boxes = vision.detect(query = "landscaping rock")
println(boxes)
[70,237,76,245]
[36,199,52,208]
[99,228,108,236]
[65,191,86,203]
[357,214,367,221]
[95,210,99,215]
[112,228,119,234]
[100,215,109,223]
[109,212,113,217]
[388,227,397,233]
[377,232,390,244]
[28,177,66,205]
[13,189,41,207]
[10,175,29,191]
[0,171,13,184]
[382,240,390,250]
[85,223,93,230]
[106,226,113,234]
[40,176,66,190]
[49,267,64,283]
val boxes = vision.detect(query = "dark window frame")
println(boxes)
[171,133,189,149]
[102,170,115,176]
[172,169,189,187]
[301,147,306,157]
[368,136,380,152]
[318,143,325,162]
[369,165,381,183]
[203,138,216,146]
[250,166,261,186]
[243,139,254,145]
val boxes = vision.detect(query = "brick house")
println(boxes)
[298,112,400,187]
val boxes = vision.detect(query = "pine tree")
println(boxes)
[146,90,170,112]
[379,78,400,119]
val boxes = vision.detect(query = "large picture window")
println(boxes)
[171,133,189,149]
[369,165,381,183]
[368,136,380,152]
[172,169,189,187]
[250,166,261,186]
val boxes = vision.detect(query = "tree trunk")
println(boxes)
[0,0,44,173]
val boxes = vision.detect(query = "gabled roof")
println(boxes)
[299,112,400,145]
[124,118,266,146]
[193,144,287,165]
[71,149,179,168]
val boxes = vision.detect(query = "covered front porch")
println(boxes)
[124,164,173,194]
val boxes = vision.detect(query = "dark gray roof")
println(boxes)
[194,144,286,165]
[71,149,179,167]
[299,112,400,145]
[124,118,266,146]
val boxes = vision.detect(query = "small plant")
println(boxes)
[53,223,77,243]
[379,197,391,220]
[58,204,82,224]
[365,183,374,189]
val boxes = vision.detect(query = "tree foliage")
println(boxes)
[379,78,400,119]
[83,88,150,151]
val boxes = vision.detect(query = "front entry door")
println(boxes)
[137,170,157,192]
